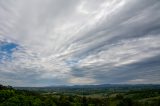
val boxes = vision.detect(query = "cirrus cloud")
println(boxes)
[0,0,160,86]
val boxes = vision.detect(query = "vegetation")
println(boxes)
[0,84,160,106]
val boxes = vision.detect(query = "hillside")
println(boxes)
[1,84,160,106]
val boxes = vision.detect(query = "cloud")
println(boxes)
[0,0,160,86]
[68,76,96,85]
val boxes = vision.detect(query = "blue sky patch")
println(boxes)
[0,42,18,61]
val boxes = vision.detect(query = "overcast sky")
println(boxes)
[0,0,160,87]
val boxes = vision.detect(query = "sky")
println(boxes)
[0,0,160,87]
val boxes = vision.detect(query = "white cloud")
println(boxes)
[68,76,96,85]
[0,0,160,86]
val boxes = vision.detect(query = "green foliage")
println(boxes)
[0,84,160,106]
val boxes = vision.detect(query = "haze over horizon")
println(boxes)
[0,0,160,87]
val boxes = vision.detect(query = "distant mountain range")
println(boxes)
[14,84,160,92]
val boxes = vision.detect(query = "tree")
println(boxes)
[44,97,57,106]
[82,97,88,106]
